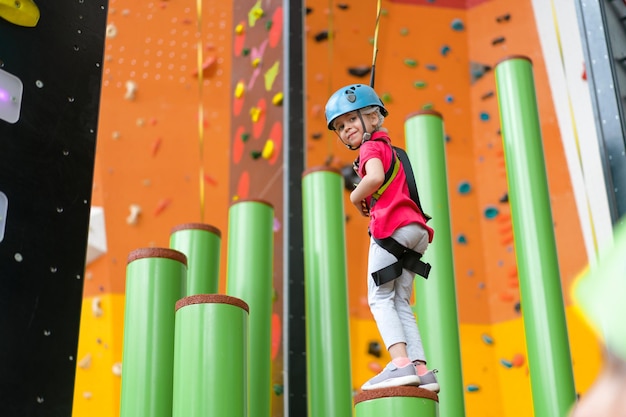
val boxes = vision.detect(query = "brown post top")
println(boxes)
[127,247,188,266]
[353,385,439,405]
[175,294,250,313]
[170,222,222,237]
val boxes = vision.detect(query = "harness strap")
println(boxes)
[371,236,431,286]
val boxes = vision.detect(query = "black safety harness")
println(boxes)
[355,138,433,286]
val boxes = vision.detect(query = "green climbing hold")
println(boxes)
[422,102,433,110]
[413,80,427,89]
[400,27,409,36]
[404,58,418,68]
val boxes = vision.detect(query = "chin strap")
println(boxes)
[340,110,373,150]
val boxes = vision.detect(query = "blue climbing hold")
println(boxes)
[484,206,499,219]
[458,181,471,194]
[481,333,494,345]
[440,44,451,56]
[466,384,480,392]
[451,18,465,31]
[500,359,513,369]
[480,112,490,121]
[457,234,467,244]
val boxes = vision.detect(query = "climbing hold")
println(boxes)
[458,181,471,194]
[499,192,509,203]
[235,81,245,98]
[0,0,40,27]
[126,204,142,225]
[204,174,218,187]
[124,81,138,101]
[273,384,284,396]
[456,234,467,244]
[512,353,525,367]
[77,353,92,370]
[251,150,262,159]
[235,23,245,35]
[314,30,329,42]
[241,132,250,142]
[481,333,494,345]
[262,139,274,159]
[154,199,172,216]
[440,45,451,56]
[311,132,322,140]
[368,361,383,374]
[413,80,427,89]
[404,58,418,68]
[242,47,250,56]
[481,91,494,100]
[192,56,217,78]
[479,112,490,121]
[451,18,465,31]
[337,3,349,10]
[400,27,409,36]
[445,94,454,103]
[265,20,273,30]
[425,64,438,71]
[106,23,118,38]
[470,62,492,84]
[348,65,371,78]
[582,62,587,80]
[92,297,103,318]
[252,57,261,68]
[273,217,281,232]
[485,206,499,219]
[151,137,162,157]
[368,341,382,358]
[422,103,433,110]
[272,92,284,106]
[112,362,122,377]
[250,106,262,123]
[500,358,514,369]
[496,13,511,23]
[466,384,480,392]
[492,37,506,46]
[381,92,392,104]
[514,301,521,313]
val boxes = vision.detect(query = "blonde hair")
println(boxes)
[360,106,385,129]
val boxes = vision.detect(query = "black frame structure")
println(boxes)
[283,1,308,416]
[575,0,626,223]
[0,2,108,415]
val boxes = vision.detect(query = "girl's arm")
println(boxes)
[350,157,384,216]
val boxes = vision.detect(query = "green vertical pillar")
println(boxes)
[120,248,187,417]
[226,200,274,417]
[172,294,249,417]
[404,110,465,417]
[301,167,352,417]
[354,388,438,416]
[495,55,576,417]
[170,223,221,295]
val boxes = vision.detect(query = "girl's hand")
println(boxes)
[358,199,370,217]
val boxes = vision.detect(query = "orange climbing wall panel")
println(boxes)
[74,0,602,416]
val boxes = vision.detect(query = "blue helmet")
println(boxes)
[325,84,388,130]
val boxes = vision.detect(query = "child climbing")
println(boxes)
[325,83,439,392]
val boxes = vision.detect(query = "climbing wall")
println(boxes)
[0,1,108,415]
[230,1,286,413]
[72,0,605,416]
[305,1,601,416]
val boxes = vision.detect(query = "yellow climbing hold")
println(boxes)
[252,57,261,68]
[250,106,262,123]
[248,0,264,27]
[235,81,245,99]
[264,61,280,91]
[262,139,274,160]
[235,23,244,35]
[0,0,40,27]
[272,92,284,106]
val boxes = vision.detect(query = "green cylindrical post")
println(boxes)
[172,294,249,417]
[495,55,576,417]
[170,223,221,295]
[226,200,274,417]
[120,248,187,417]
[354,387,438,416]
[302,167,352,417]
[404,110,465,417]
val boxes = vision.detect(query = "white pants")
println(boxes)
[367,223,429,362]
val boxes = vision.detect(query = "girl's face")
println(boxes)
[333,110,379,148]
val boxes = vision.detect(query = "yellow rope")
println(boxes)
[370,0,382,87]
[196,0,205,222]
